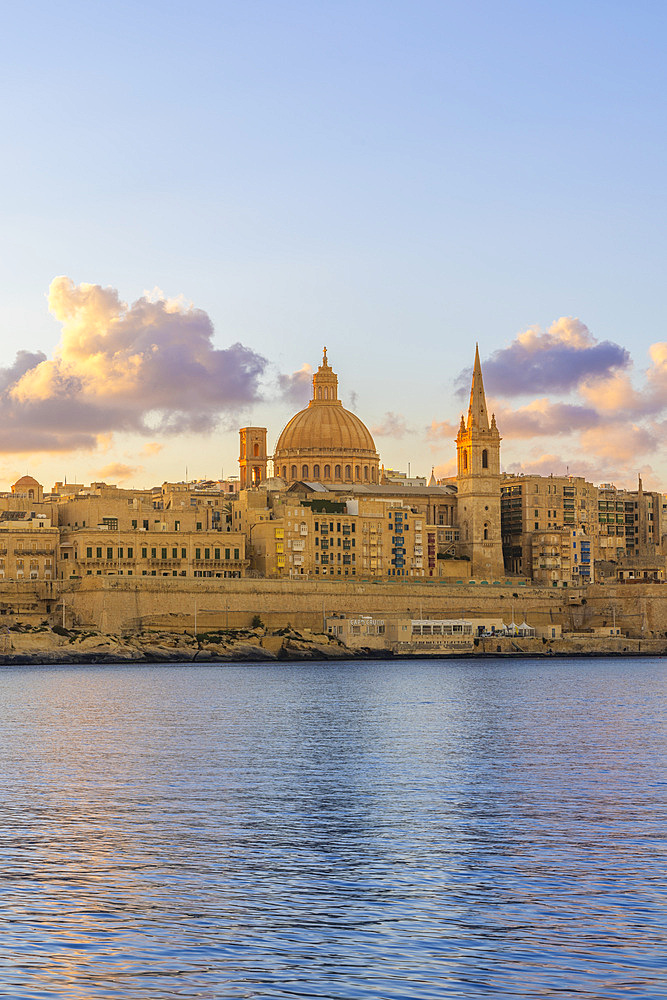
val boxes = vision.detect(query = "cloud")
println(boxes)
[458,317,630,397]
[579,423,658,463]
[371,412,414,438]
[426,419,459,441]
[0,276,268,453]
[277,362,312,407]
[579,371,645,414]
[494,399,601,438]
[93,462,144,483]
[0,350,47,392]
[433,459,457,479]
[142,442,163,456]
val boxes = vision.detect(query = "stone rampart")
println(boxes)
[58,577,667,639]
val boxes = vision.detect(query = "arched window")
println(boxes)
[345,464,351,480]
[324,464,331,479]
[253,442,259,457]
[482,449,488,469]
[302,464,308,479]
[363,466,368,480]
[281,466,287,479]
[318,388,322,399]
[463,451,468,470]
[335,464,341,479]
[355,466,360,480]
[313,464,320,478]
[324,387,328,400]
[371,468,376,483]
[291,465,297,479]
[483,524,489,540]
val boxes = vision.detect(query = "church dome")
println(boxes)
[276,398,376,454]
[273,349,379,486]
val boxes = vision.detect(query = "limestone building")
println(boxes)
[273,348,380,487]
[455,346,504,579]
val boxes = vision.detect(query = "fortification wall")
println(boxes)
[59,577,667,639]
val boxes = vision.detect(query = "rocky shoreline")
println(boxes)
[0,623,664,664]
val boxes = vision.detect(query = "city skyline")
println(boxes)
[1,2,666,490]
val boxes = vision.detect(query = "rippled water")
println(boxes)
[0,658,664,999]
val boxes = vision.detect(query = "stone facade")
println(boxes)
[455,345,504,579]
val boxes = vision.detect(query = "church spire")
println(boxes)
[467,343,490,431]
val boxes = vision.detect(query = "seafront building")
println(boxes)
[0,348,663,594]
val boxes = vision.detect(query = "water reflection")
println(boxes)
[0,659,664,998]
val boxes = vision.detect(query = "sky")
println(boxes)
[1,0,666,491]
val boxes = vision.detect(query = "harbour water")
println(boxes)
[0,658,664,999]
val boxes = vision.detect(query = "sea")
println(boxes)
[0,657,664,1000]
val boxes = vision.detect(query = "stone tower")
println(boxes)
[239,427,268,488]
[456,346,504,579]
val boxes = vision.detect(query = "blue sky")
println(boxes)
[0,1,666,489]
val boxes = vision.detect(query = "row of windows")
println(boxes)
[83,569,242,578]
[84,545,241,560]
[314,522,356,532]
[282,464,377,483]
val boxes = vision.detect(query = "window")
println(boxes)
[302,465,308,479]
[131,519,137,529]
[225,548,230,559]
[151,547,157,558]
[463,452,468,470]
[196,522,202,531]
[86,547,92,558]
[141,547,147,558]
[482,449,488,469]
[204,548,210,559]
[313,465,320,478]
[345,464,351,480]
[161,548,167,559]
[214,548,220,559]
[128,547,133,558]
[363,466,368,480]
[291,465,297,479]
[175,520,180,531]
[118,548,123,558]
[195,548,201,559]
[172,547,177,558]
[234,548,239,559]
[96,547,102,558]
[181,547,187,559]
[335,465,341,479]
[324,465,330,479]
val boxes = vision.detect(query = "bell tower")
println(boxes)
[239,427,268,488]
[456,346,504,579]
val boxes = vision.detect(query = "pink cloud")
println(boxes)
[371,412,414,438]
